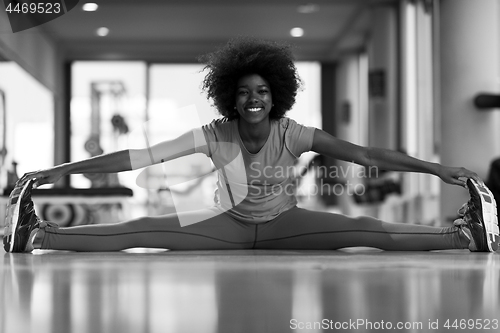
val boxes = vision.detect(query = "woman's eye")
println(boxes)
[238,90,248,95]
[259,90,268,94]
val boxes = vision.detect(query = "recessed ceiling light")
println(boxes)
[290,27,304,38]
[83,3,98,11]
[96,27,109,37]
[297,4,319,14]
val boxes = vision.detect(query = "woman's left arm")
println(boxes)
[311,128,480,187]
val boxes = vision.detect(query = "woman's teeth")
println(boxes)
[248,107,262,112]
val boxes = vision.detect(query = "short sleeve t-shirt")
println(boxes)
[195,117,316,223]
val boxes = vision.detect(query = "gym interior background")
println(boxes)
[1,1,499,333]
[1,0,499,226]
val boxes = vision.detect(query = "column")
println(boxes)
[439,0,500,221]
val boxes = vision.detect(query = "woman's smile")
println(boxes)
[235,73,273,124]
[246,107,263,112]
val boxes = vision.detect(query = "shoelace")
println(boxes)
[454,218,472,239]
[457,203,468,217]
[454,218,476,250]
[38,221,59,229]
[453,218,468,229]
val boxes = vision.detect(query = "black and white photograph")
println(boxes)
[1,1,499,332]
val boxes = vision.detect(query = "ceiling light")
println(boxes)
[297,4,319,14]
[83,3,98,11]
[290,27,304,38]
[96,27,109,37]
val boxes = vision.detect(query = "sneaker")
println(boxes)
[3,179,41,253]
[454,178,499,252]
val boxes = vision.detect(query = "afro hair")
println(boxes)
[199,37,302,120]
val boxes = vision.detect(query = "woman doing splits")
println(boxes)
[3,38,499,253]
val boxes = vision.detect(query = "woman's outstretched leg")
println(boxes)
[36,207,256,252]
[255,207,469,251]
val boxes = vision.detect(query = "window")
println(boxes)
[0,62,54,188]
[69,61,321,216]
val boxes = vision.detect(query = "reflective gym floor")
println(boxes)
[1,248,499,333]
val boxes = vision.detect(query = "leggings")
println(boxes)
[39,206,467,252]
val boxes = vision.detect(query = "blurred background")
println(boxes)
[1,0,500,228]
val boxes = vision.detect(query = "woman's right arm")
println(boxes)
[20,128,204,188]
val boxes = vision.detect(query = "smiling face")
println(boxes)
[235,74,273,125]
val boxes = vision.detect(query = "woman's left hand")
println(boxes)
[437,165,482,187]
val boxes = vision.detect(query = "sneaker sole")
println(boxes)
[3,179,34,253]
[468,178,499,252]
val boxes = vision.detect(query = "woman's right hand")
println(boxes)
[19,164,69,188]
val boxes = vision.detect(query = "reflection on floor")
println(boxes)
[1,248,499,333]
